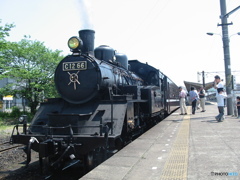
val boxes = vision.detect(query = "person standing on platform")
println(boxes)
[215,89,232,122]
[213,75,224,92]
[215,89,227,122]
[199,86,206,112]
[189,87,198,115]
[178,87,187,115]
[196,89,200,110]
[236,96,240,119]
[213,75,226,107]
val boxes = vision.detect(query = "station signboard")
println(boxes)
[3,95,13,100]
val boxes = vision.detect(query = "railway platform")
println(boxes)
[81,102,240,180]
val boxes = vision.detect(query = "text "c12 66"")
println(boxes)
[63,61,87,71]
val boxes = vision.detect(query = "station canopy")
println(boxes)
[183,81,214,92]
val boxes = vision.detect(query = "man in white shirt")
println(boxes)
[214,75,224,92]
[215,89,233,122]
[199,87,206,112]
[214,75,226,107]
[189,87,198,115]
[178,87,187,115]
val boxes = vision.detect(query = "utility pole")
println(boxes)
[202,71,205,88]
[218,0,233,115]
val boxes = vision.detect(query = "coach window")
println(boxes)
[160,79,164,91]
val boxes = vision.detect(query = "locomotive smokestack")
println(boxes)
[79,29,95,55]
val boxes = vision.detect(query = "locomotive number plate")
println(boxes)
[63,61,87,71]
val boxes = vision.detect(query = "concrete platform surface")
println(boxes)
[81,102,240,180]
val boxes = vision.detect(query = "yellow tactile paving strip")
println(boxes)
[160,107,190,180]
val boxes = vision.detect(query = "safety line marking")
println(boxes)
[160,107,190,180]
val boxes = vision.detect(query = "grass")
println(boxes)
[0,116,19,137]
[0,116,33,138]
[0,125,15,138]
[0,117,18,126]
[0,124,14,130]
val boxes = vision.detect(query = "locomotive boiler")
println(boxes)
[10,29,179,173]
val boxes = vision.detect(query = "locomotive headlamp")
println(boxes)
[19,116,24,123]
[68,36,82,51]
[18,115,27,124]
[18,115,27,134]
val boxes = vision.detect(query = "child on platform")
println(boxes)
[215,89,230,122]
[236,96,240,119]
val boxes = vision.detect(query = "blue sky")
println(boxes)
[1,0,240,86]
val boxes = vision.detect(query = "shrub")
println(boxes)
[0,111,10,117]
[0,107,34,125]
[10,106,21,117]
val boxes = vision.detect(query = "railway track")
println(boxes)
[0,141,10,146]
[0,141,84,179]
[0,142,23,153]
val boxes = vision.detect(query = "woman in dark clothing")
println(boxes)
[189,87,198,115]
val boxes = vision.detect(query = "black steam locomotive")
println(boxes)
[11,30,179,172]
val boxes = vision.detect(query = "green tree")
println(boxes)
[0,20,15,70]
[0,36,64,114]
[0,20,15,40]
